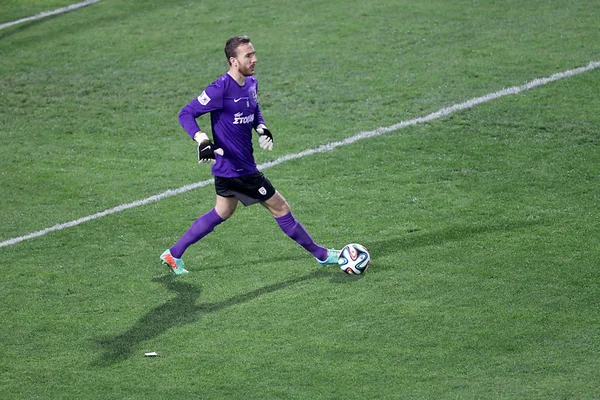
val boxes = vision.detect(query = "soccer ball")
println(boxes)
[338,243,371,275]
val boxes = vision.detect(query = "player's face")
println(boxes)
[232,43,257,76]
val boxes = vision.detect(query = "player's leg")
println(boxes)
[214,194,239,220]
[260,190,290,217]
[262,191,339,265]
[161,195,237,274]
[170,195,236,257]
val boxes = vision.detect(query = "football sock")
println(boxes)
[275,212,328,260]
[170,208,224,258]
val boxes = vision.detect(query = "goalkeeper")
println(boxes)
[160,35,339,275]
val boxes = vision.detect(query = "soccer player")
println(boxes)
[160,35,340,275]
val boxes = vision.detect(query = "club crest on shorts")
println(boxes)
[258,186,267,195]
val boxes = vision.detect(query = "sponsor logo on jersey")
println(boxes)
[233,112,255,125]
[251,90,258,102]
[198,91,211,105]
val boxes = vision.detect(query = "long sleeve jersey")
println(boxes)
[178,73,266,178]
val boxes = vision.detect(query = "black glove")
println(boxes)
[194,132,224,163]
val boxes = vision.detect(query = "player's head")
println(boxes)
[225,35,257,76]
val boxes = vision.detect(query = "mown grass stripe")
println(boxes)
[1,61,598,248]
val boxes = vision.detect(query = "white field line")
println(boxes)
[0,0,100,31]
[1,61,599,248]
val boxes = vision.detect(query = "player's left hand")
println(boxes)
[256,124,274,151]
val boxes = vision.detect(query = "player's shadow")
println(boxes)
[357,219,542,271]
[91,269,333,367]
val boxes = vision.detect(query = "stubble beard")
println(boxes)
[240,64,255,77]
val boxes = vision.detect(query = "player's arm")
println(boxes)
[178,101,206,139]
[254,104,273,151]
[178,88,221,139]
[178,85,224,163]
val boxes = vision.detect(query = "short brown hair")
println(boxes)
[224,35,251,65]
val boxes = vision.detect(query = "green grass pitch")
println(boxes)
[1,0,599,398]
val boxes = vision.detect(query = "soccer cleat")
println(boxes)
[316,248,341,266]
[160,249,189,275]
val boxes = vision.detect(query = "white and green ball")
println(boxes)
[338,243,371,275]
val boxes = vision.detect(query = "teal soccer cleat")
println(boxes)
[160,249,189,275]
[316,248,341,266]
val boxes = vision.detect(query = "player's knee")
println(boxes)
[215,196,238,219]
[277,202,291,216]
[215,204,236,220]
[219,209,235,220]
[264,196,290,217]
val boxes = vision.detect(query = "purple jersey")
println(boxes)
[179,73,266,178]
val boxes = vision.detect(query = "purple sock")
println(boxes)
[170,208,224,258]
[275,213,328,260]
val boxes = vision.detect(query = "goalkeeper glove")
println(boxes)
[194,132,224,163]
[256,124,273,151]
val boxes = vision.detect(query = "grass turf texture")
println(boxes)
[1,0,600,398]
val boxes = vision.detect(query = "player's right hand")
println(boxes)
[194,132,224,163]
